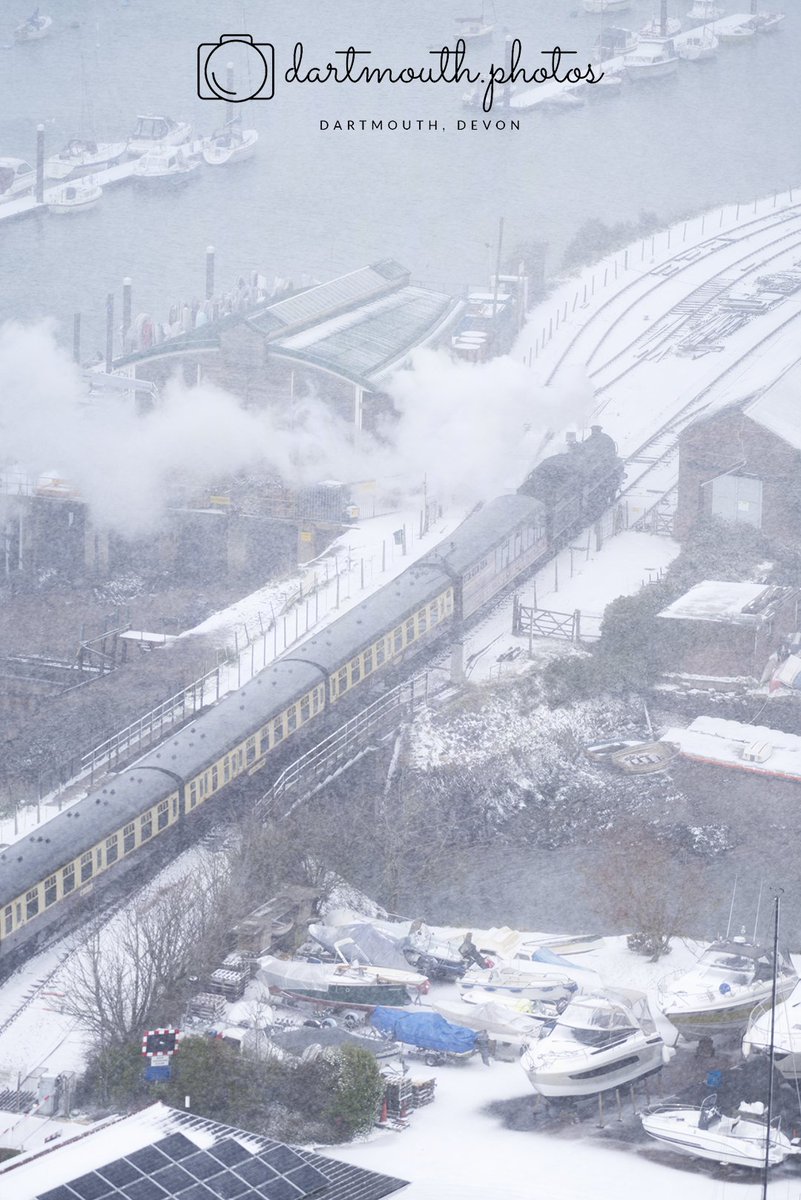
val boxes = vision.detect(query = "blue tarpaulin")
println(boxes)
[370,1007,477,1053]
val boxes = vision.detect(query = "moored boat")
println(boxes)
[640,15,682,36]
[458,961,579,1005]
[624,36,679,79]
[258,954,428,1008]
[520,989,665,1097]
[594,25,639,60]
[454,11,494,42]
[656,937,798,1040]
[47,179,102,213]
[202,124,258,166]
[718,18,758,40]
[750,11,786,32]
[686,0,722,16]
[0,157,35,200]
[45,138,126,180]
[677,28,718,58]
[133,145,200,185]
[127,115,192,157]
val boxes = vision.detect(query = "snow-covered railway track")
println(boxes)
[545,203,801,388]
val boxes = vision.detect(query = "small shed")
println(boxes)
[656,580,798,681]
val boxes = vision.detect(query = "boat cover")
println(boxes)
[308,922,411,971]
[370,1007,477,1053]
[431,999,549,1040]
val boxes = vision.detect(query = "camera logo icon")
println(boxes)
[197,34,274,101]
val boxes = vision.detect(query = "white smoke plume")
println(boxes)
[0,322,596,537]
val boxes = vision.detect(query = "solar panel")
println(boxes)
[38,1188,80,1200]
[260,1146,305,1173]
[65,1175,113,1200]
[257,1178,303,1200]
[127,1146,171,1173]
[208,1138,251,1168]
[121,1178,168,1200]
[181,1152,225,1181]
[97,1160,141,1187]
[151,1163,196,1192]
[285,1163,329,1196]
[205,1174,251,1199]
[233,1158,278,1186]
[154,1133,199,1161]
[176,1184,219,1200]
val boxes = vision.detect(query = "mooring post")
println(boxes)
[35,124,44,203]
[205,245,215,300]
[105,292,114,371]
[122,277,132,346]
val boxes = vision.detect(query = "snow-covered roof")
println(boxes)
[744,364,801,450]
[0,1102,408,1200]
[662,716,801,782]
[658,580,791,625]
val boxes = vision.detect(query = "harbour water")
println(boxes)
[0,0,797,352]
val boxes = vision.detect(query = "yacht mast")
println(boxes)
[761,892,780,1199]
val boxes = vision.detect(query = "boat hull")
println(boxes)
[661,977,797,1041]
[522,1039,664,1097]
[642,1111,792,1168]
[276,982,412,1008]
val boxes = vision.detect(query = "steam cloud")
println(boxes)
[0,322,595,537]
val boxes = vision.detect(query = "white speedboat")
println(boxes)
[743,980,801,1079]
[0,158,35,200]
[642,1094,798,1168]
[677,29,718,58]
[656,937,797,1040]
[133,145,200,184]
[624,37,679,79]
[45,138,126,180]
[520,989,665,1097]
[640,16,682,36]
[718,18,757,40]
[127,115,192,156]
[583,0,631,12]
[202,125,258,166]
[14,11,51,41]
[751,11,786,32]
[47,179,102,213]
[686,0,722,17]
[458,962,579,1005]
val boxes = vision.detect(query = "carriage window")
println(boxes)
[418,610,427,634]
[157,799,169,830]
[211,765,219,790]
[3,905,12,935]
[259,729,269,754]
[189,782,198,809]
[429,603,438,625]
[246,737,256,764]
[337,668,348,694]
[300,696,310,722]
[25,889,39,920]
[351,658,361,683]
[364,648,373,674]
[62,864,75,894]
[224,757,231,782]
[393,627,403,652]
[287,708,297,733]
[140,814,153,841]
[273,717,284,743]
[80,851,93,882]
[376,641,386,666]
[199,774,207,797]
[45,876,57,907]
[124,823,136,854]
[105,835,118,865]
[405,618,415,640]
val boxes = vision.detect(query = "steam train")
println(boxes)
[0,429,624,965]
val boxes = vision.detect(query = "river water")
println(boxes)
[0,0,798,352]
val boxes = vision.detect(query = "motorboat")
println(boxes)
[686,0,722,16]
[202,124,258,166]
[520,989,665,1097]
[656,937,798,1040]
[594,25,639,60]
[590,72,624,93]
[624,37,679,79]
[47,179,102,213]
[677,28,719,58]
[433,998,559,1046]
[454,12,494,42]
[0,158,35,200]
[583,0,631,11]
[45,138,126,180]
[258,954,428,1008]
[718,18,758,40]
[641,1094,798,1168]
[743,980,801,1079]
[640,16,682,36]
[457,962,579,1005]
[307,921,415,973]
[126,115,192,156]
[686,0,722,17]
[750,11,786,32]
[14,11,51,41]
[133,145,200,184]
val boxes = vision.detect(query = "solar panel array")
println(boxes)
[37,1131,329,1200]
